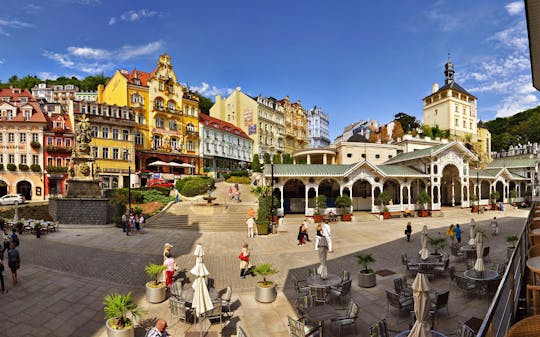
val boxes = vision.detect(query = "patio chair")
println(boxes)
[431,290,450,315]
[309,285,329,305]
[455,275,479,297]
[386,289,413,314]
[465,249,477,261]
[341,269,350,282]
[206,277,215,289]
[369,319,389,337]
[206,300,223,331]
[332,300,359,336]
[237,325,249,337]
[295,294,314,317]
[409,310,435,330]
[287,316,318,337]
[330,279,352,306]
[406,261,420,275]
[293,275,310,296]
[434,259,450,278]
[401,253,409,266]
[455,321,476,337]
[308,268,317,277]
[450,244,464,261]
[221,286,232,317]
[393,278,413,297]
[169,297,193,324]
[418,263,435,279]
[527,284,540,315]
[170,280,183,299]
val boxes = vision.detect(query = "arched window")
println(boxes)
[155,97,164,110]
[167,100,176,111]
[155,117,164,128]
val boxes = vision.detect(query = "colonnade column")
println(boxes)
[307,154,311,164]
[371,185,376,212]
[305,187,309,211]
[399,183,404,210]
[323,154,327,165]
[279,186,284,212]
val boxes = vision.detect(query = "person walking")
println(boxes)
[446,224,455,244]
[7,242,20,286]
[315,223,323,250]
[127,213,135,236]
[302,219,311,242]
[297,223,306,246]
[159,243,173,284]
[121,212,127,233]
[322,220,333,252]
[163,252,176,287]
[138,214,145,232]
[239,243,251,278]
[491,217,499,236]
[455,224,462,244]
[405,222,412,242]
[246,216,256,238]
[146,319,173,337]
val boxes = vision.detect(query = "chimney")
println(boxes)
[432,83,439,93]
[120,69,128,75]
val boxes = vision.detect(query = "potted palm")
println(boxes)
[144,263,167,303]
[506,235,519,259]
[470,194,479,213]
[417,190,431,217]
[253,263,279,303]
[103,292,145,337]
[490,191,500,209]
[428,235,447,258]
[357,253,376,288]
[313,195,327,223]
[376,191,392,219]
[335,194,353,221]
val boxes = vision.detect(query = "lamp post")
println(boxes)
[477,170,480,214]
[270,146,275,234]
[128,166,131,213]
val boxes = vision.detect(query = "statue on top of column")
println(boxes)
[75,114,92,156]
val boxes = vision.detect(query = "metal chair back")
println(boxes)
[309,286,328,305]
[370,319,389,337]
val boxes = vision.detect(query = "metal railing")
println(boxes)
[477,204,534,337]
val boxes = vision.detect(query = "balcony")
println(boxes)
[45,145,73,154]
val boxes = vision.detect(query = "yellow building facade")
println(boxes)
[278,96,308,154]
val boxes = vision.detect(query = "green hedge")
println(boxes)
[177,176,215,197]
[223,170,250,180]
[226,176,251,184]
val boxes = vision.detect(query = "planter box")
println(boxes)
[106,318,134,337]
[313,215,323,223]
[382,212,391,220]
[255,283,277,303]
[145,282,166,303]
[417,210,429,217]
[341,213,352,221]
[257,223,269,235]
[358,271,376,288]
[471,206,479,213]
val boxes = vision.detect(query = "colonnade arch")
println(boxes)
[383,179,400,204]
[441,164,461,206]
[283,179,306,214]
[318,179,340,208]
[351,179,372,211]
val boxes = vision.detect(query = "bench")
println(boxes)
[390,212,402,219]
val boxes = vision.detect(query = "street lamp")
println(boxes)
[477,170,480,215]
[128,166,132,213]
[270,146,276,234]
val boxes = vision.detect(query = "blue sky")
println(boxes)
[0,0,535,140]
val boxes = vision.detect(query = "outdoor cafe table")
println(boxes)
[463,269,499,281]
[394,330,447,337]
[181,287,220,304]
[527,256,540,285]
[302,304,339,337]
[306,274,341,288]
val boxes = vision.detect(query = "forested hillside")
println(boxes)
[484,105,540,152]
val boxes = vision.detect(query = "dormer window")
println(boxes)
[20,97,28,103]
[24,110,31,121]
[7,109,15,120]
[1,97,10,102]
[133,79,141,86]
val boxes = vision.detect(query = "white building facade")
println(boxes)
[307,105,330,148]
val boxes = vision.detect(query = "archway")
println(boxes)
[319,179,340,208]
[0,179,7,197]
[283,179,305,214]
[410,179,427,204]
[496,181,504,202]
[342,187,351,198]
[307,187,316,208]
[481,181,490,199]
[351,179,372,211]
[17,180,32,201]
[383,179,400,204]
[441,165,461,206]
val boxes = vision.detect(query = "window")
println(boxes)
[32,133,39,142]
[169,120,177,130]
[112,148,119,160]
[375,154,380,159]
[102,127,109,138]
[134,132,143,145]
[33,155,39,165]
[137,114,146,124]
[347,153,352,158]
[155,98,164,110]
[122,149,129,161]
[47,137,53,145]
[9,154,14,164]
[92,147,98,158]
[8,133,14,142]
[20,133,26,142]
[168,101,176,111]
[81,105,87,114]
[112,129,119,140]
[47,157,53,166]
[123,110,129,120]
[24,110,31,120]
[388,155,393,159]
[65,139,71,147]
[153,135,162,149]
[462,120,466,128]
[56,158,62,166]
[155,117,164,128]
[92,105,97,115]
[20,154,27,164]
[56,138,62,146]
[186,140,194,151]
[361,154,366,158]
[171,138,178,150]
[131,93,144,104]
[455,118,458,127]
[102,147,109,159]
[0,133,2,142]
[122,130,129,141]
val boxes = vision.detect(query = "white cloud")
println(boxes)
[109,9,159,25]
[0,18,33,36]
[423,9,466,32]
[24,4,41,13]
[191,82,234,97]
[490,21,529,51]
[43,40,164,74]
[496,93,538,117]
[37,72,59,80]
[505,1,524,16]
[0,59,4,65]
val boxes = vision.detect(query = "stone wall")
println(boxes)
[49,198,114,225]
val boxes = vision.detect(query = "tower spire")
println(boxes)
[444,52,455,85]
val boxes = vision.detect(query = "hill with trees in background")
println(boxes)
[484,106,540,152]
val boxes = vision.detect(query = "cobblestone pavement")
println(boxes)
[0,207,529,337]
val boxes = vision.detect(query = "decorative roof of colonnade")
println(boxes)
[384,141,477,165]
[487,156,538,169]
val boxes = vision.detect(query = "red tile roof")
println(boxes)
[0,88,47,123]
[121,69,154,87]
[199,113,252,140]
[44,112,74,133]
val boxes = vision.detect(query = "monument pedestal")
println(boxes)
[65,179,101,198]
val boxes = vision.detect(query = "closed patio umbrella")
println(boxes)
[317,236,329,279]
[147,160,169,166]
[468,219,476,246]
[190,244,214,337]
[408,273,431,337]
[474,232,485,272]
[419,226,430,260]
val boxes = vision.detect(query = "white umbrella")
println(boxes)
[190,244,214,337]
[468,220,476,246]
[317,236,329,279]
[474,232,485,272]
[148,160,169,166]
[419,226,430,260]
[408,273,431,337]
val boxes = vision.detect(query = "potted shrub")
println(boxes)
[428,235,447,258]
[336,194,353,221]
[30,164,41,173]
[506,235,519,259]
[417,190,431,217]
[34,222,42,238]
[510,189,518,205]
[103,292,145,337]
[470,194,479,213]
[7,164,16,171]
[376,191,392,219]
[253,263,278,303]
[490,191,500,209]
[357,253,376,288]
[144,263,167,303]
[313,195,327,223]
